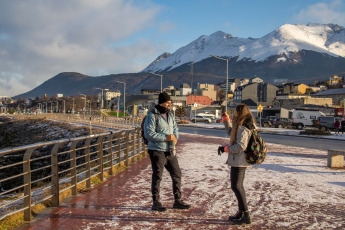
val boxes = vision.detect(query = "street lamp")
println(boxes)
[149,72,163,92]
[79,93,87,117]
[115,81,126,117]
[72,98,75,114]
[95,88,109,109]
[210,55,229,113]
[44,102,48,113]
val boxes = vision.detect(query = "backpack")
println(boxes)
[140,110,158,145]
[244,129,267,164]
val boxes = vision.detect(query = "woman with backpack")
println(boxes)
[221,104,256,225]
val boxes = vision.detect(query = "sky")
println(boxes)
[1,0,345,97]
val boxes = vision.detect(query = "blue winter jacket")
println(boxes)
[144,108,179,152]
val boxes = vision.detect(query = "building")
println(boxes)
[164,86,180,96]
[186,95,213,106]
[277,83,310,95]
[274,95,333,109]
[328,75,341,85]
[196,83,217,101]
[233,82,278,106]
[308,85,327,93]
[219,78,241,93]
[249,76,264,84]
[141,89,161,95]
[312,88,345,106]
[180,83,192,96]
[98,91,121,108]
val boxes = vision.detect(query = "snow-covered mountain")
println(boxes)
[143,23,345,73]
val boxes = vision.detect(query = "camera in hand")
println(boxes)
[218,146,225,156]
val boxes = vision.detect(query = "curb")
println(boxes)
[178,124,345,141]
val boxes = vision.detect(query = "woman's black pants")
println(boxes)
[148,149,182,202]
[230,166,248,212]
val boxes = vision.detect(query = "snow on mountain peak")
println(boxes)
[143,23,345,72]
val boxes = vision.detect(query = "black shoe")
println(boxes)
[152,201,167,212]
[228,211,242,220]
[173,200,191,209]
[231,211,251,225]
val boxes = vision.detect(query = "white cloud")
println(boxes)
[0,0,165,97]
[293,0,345,25]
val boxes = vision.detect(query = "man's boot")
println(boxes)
[152,201,167,212]
[231,211,251,225]
[173,200,191,209]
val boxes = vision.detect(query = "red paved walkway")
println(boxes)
[16,135,238,230]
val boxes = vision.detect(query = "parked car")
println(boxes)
[318,116,338,131]
[256,116,276,127]
[191,115,213,123]
[274,118,292,128]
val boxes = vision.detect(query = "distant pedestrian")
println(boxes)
[143,92,190,212]
[341,118,345,134]
[334,119,340,135]
[220,104,255,225]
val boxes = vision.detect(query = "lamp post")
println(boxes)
[44,102,47,113]
[115,81,126,117]
[210,55,229,113]
[63,100,65,114]
[79,93,87,117]
[72,98,75,114]
[149,72,163,92]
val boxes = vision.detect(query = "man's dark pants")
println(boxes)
[148,149,182,202]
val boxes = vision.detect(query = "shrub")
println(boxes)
[177,120,190,124]
[300,129,331,135]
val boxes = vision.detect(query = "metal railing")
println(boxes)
[13,113,143,130]
[0,127,146,222]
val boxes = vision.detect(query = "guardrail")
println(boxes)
[13,113,143,130]
[0,127,146,222]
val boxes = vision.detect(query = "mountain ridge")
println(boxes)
[14,23,345,99]
[143,23,345,72]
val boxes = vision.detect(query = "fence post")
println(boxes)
[69,140,79,196]
[108,133,116,175]
[23,148,35,222]
[96,136,105,181]
[125,130,130,167]
[117,132,123,166]
[84,137,93,189]
[51,143,62,207]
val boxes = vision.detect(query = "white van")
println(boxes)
[291,109,326,129]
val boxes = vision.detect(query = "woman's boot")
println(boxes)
[228,211,242,220]
[231,211,251,225]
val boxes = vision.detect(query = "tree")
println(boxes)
[175,106,187,120]
[305,88,314,94]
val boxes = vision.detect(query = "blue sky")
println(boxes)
[0,0,345,97]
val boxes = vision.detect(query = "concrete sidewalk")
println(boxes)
[17,133,345,230]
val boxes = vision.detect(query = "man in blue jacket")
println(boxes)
[144,92,190,212]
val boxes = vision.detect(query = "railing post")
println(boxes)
[23,148,35,222]
[84,138,93,189]
[125,130,130,167]
[107,133,114,175]
[117,132,123,166]
[51,143,62,207]
[96,136,105,181]
[69,140,79,196]
[135,128,141,161]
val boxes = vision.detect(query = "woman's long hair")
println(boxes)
[230,104,255,145]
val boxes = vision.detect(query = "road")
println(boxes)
[178,126,345,150]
